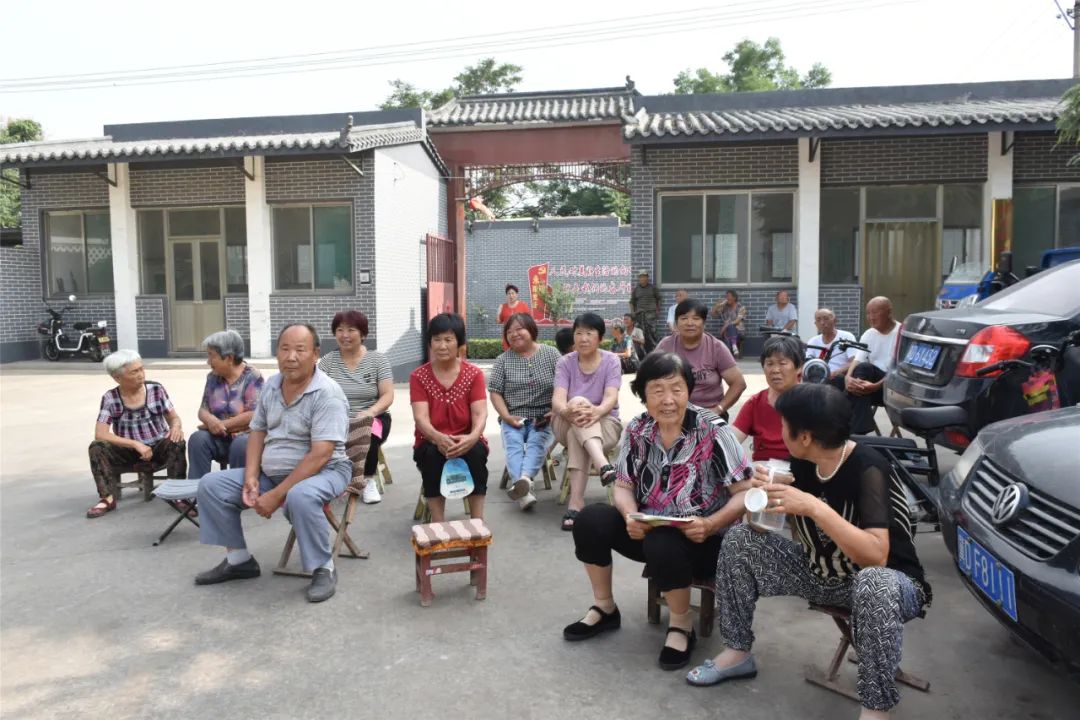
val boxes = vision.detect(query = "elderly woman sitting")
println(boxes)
[87,349,186,518]
[731,335,803,462]
[563,353,752,671]
[552,312,624,531]
[187,329,264,480]
[688,384,931,720]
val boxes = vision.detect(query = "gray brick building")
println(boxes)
[624,78,1078,345]
[1,110,447,378]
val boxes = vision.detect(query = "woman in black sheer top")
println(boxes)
[688,384,930,720]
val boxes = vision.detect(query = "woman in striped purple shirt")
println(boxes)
[87,349,186,518]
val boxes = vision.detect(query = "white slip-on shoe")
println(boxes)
[507,476,533,500]
[518,492,538,511]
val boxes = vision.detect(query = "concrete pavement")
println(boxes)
[1,358,1077,719]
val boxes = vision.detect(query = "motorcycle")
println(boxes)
[758,327,869,384]
[37,294,112,362]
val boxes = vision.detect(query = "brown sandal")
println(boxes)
[86,497,116,519]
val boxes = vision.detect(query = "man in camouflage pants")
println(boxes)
[629,269,662,353]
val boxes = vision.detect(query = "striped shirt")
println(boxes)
[487,344,561,420]
[96,381,175,444]
[319,349,393,414]
[615,404,751,517]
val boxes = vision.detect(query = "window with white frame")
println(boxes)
[272,204,352,292]
[44,211,112,296]
[659,191,794,285]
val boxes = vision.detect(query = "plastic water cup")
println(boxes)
[766,458,793,485]
[744,486,787,533]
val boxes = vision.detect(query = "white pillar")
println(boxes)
[796,137,821,340]
[245,156,273,358]
[107,162,139,352]
[984,131,1014,265]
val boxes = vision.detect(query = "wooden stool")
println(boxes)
[498,456,556,492]
[376,446,393,491]
[644,570,715,638]
[274,490,368,577]
[412,519,492,606]
[558,463,615,505]
[805,603,930,702]
[112,461,163,502]
[413,489,471,523]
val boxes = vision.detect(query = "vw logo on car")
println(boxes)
[990,483,1028,526]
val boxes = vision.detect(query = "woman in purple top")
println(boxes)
[87,349,186,518]
[552,313,624,531]
[187,329,264,481]
[655,298,747,420]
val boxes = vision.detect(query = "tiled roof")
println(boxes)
[623,80,1074,141]
[1,121,425,166]
[428,85,638,127]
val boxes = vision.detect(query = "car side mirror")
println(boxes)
[68,294,77,302]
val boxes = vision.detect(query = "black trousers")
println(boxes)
[413,440,489,499]
[572,504,724,592]
[363,412,392,477]
[831,363,886,433]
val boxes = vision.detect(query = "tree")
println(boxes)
[537,282,576,324]
[379,57,523,110]
[520,181,629,223]
[1056,83,1080,165]
[1,118,43,228]
[673,37,831,94]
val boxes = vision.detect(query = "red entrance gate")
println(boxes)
[426,233,456,318]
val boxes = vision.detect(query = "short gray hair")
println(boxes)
[203,329,246,364]
[104,349,141,377]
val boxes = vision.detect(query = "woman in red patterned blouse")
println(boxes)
[410,313,489,521]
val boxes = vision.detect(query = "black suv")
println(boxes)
[938,406,1080,675]
[885,260,1080,450]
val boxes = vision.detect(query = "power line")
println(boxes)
[1,0,918,93]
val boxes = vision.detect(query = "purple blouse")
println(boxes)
[200,365,264,421]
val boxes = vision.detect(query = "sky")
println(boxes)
[0,0,1074,140]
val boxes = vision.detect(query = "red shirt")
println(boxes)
[733,389,788,462]
[498,301,531,349]
[409,361,487,448]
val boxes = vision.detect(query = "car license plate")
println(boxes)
[903,341,942,371]
[99,335,110,343]
[957,526,1017,621]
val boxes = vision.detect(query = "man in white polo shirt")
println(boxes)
[834,297,901,433]
[806,308,857,379]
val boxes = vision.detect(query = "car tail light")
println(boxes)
[955,325,1031,378]
[945,429,971,449]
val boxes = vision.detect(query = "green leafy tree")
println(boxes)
[380,57,523,110]
[1056,83,1080,165]
[673,37,831,94]
[1,118,43,227]
[521,181,629,223]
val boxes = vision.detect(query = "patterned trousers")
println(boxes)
[88,439,187,498]
[716,523,925,712]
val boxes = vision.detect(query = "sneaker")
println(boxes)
[362,480,382,504]
[518,492,538,511]
[507,476,533,501]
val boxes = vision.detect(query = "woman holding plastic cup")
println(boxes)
[731,334,803,462]
[688,384,930,720]
[563,352,752,672]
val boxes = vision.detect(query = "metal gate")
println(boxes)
[426,233,456,318]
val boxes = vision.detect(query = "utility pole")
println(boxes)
[1074,0,1079,77]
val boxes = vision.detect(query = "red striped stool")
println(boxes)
[411,519,492,607]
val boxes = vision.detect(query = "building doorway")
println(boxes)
[166,237,224,351]
[863,221,940,323]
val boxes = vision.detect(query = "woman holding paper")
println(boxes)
[689,384,930,720]
[319,310,395,504]
[410,313,489,522]
[563,352,752,672]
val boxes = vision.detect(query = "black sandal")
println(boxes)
[563,605,621,641]
[561,509,579,532]
[658,626,697,671]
